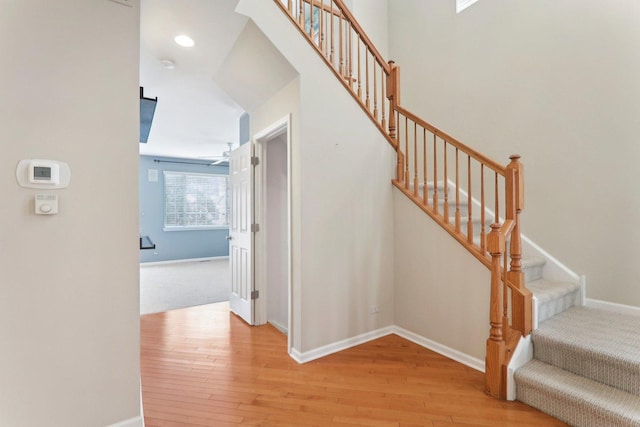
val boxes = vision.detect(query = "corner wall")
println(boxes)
[389,0,640,307]
[0,2,141,426]
[393,189,490,362]
[238,0,397,355]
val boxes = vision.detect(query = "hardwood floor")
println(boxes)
[140,302,566,426]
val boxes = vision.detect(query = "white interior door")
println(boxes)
[228,142,254,325]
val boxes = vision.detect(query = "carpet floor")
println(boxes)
[140,259,229,315]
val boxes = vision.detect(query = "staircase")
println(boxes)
[268,0,640,423]
[415,181,640,425]
[515,304,640,425]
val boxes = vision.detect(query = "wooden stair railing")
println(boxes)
[272,0,531,399]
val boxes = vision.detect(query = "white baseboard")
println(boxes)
[288,325,484,374]
[106,416,144,427]
[140,256,229,267]
[289,326,395,364]
[585,298,640,316]
[268,319,288,335]
[392,326,485,373]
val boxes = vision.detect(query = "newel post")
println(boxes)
[506,155,531,335]
[387,61,403,182]
[486,223,506,399]
[506,155,524,284]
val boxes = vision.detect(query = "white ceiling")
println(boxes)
[139,0,249,159]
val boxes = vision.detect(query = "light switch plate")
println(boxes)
[35,194,58,215]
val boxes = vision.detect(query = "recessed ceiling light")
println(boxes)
[160,59,176,69]
[174,34,195,48]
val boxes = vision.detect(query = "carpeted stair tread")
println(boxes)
[533,306,640,395]
[516,359,640,427]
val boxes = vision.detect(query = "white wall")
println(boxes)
[250,78,303,350]
[389,0,640,307]
[215,20,298,112]
[266,134,289,332]
[393,189,490,361]
[0,2,141,426]
[239,0,397,354]
[351,0,389,59]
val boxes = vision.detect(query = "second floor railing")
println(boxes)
[273,0,531,400]
[277,0,395,149]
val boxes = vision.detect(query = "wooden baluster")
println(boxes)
[404,116,409,190]
[288,0,292,13]
[432,134,438,215]
[396,139,404,184]
[357,38,361,99]
[423,128,428,206]
[486,223,505,400]
[481,164,486,253]
[348,25,354,87]
[339,13,344,77]
[467,156,473,244]
[299,0,304,27]
[320,0,325,55]
[443,141,449,223]
[373,61,378,121]
[455,148,460,233]
[503,236,510,342]
[413,122,418,197]
[494,172,499,225]
[365,51,370,110]
[381,68,386,130]
[330,2,334,66]
[309,0,315,41]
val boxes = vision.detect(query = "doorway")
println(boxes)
[254,115,292,351]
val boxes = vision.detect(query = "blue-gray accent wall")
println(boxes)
[139,155,229,263]
[239,112,250,145]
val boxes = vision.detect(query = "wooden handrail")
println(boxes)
[394,105,506,175]
[273,0,398,150]
[272,0,530,401]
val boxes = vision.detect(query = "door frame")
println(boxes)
[253,114,292,353]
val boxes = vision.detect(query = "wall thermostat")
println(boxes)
[16,159,70,189]
[29,160,60,185]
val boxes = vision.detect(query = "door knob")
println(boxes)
[226,236,232,241]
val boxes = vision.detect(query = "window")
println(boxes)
[164,171,229,230]
[457,0,480,13]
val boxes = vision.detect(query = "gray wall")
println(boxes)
[139,155,229,263]
[239,112,250,145]
[389,0,640,307]
[0,1,141,426]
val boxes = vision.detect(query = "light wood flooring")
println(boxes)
[140,302,566,426]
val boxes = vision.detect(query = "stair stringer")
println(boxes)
[506,335,533,401]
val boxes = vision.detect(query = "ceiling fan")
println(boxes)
[199,142,233,165]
